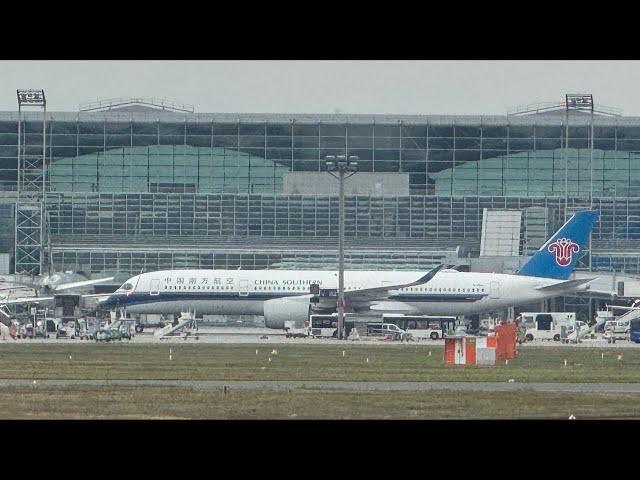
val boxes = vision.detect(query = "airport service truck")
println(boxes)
[521,312,577,342]
[630,318,640,343]
[603,319,630,343]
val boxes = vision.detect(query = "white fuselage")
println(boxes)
[101,268,573,318]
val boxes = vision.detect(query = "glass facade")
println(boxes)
[49,249,456,273]
[0,112,638,196]
[45,192,638,243]
[1,110,640,280]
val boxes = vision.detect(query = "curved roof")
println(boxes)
[430,148,640,197]
[49,144,289,194]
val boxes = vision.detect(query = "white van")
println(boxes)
[604,319,630,342]
[605,319,630,334]
[366,323,409,341]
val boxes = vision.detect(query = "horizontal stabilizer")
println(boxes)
[535,278,595,293]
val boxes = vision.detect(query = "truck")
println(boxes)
[630,318,640,343]
[521,312,577,342]
[78,318,100,340]
[95,322,132,342]
[56,319,78,339]
[603,319,630,343]
[16,322,33,339]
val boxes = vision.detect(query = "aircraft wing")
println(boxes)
[311,265,443,310]
[606,304,639,311]
[54,277,115,291]
[344,264,444,302]
[1,296,54,306]
[1,292,113,307]
[0,283,35,291]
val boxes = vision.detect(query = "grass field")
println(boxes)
[4,386,640,419]
[0,343,639,383]
[2,343,640,419]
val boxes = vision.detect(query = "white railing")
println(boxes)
[79,97,195,114]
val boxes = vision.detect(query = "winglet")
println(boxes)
[414,264,444,285]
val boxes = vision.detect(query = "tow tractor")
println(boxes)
[95,321,132,342]
[78,319,100,340]
[56,319,79,339]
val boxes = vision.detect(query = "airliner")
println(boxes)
[99,211,599,329]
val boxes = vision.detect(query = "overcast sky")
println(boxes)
[1,60,639,115]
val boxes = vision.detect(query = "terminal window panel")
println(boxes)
[4,118,640,196]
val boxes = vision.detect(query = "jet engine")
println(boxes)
[263,297,311,329]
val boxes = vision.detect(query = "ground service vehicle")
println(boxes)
[604,319,630,342]
[382,314,456,340]
[117,323,132,340]
[366,323,410,341]
[285,330,308,338]
[522,312,576,342]
[308,314,338,338]
[56,320,78,339]
[630,318,640,343]
[17,323,33,339]
[79,319,100,340]
[308,314,357,338]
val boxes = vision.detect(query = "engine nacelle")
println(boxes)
[263,297,310,329]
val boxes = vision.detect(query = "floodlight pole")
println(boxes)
[338,161,346,340]
[326,155,358,340]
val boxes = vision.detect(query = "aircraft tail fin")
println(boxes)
[517,210,598,280]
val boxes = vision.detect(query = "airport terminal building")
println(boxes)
[2,95,640,319]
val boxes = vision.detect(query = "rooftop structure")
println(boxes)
[78,97,195,114]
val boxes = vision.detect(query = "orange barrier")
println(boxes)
[444,336,476,365]
[494,323,518,360]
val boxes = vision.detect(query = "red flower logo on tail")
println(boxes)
[548,238,580,267]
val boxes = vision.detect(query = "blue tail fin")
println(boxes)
[517,210,598,280]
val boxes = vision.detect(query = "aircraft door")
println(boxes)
[239,279,249,297]
[489,281,500,299]
[150,279,160,296]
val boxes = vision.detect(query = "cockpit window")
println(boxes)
[121,283,134,291]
